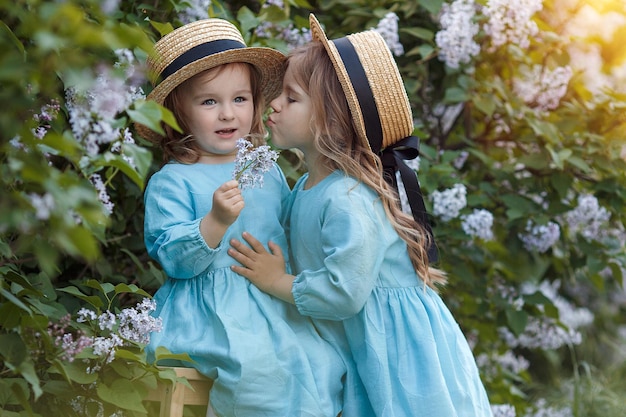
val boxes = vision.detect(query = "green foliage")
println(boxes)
[1,0,625,415]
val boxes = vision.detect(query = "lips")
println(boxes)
[216,128,236,135]
[267,117,275,127]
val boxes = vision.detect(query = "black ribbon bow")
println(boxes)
[380,136,438,263]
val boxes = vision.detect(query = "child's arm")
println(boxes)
[228,232,296,304]
[201,180,244,248]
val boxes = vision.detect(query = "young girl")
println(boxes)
[136,18,344,417]
[229,14,493,417]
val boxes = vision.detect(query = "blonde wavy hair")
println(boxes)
[287,42,446,289]
[160,62,267,164]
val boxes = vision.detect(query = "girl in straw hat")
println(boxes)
[229,14,493,417]
[137,18,344,417]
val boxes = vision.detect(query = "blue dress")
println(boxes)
[144,161,344,417]
[288,171,493,417]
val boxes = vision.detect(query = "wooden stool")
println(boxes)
[145,367,212,417]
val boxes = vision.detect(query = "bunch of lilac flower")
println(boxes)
[491,404,517,417]
[48,314,93,363]
[232,138,279,190]
[518,219,560,253]
[513,65,573,112]
[254,0,311,50]
[178,0,212,24]
[435,0,480,69]
[461,209,495,241]
[563,194,610,241]
[76,298,162,366]
[431,183,467,221]
[483,0,543,50]
[373,12,404,56]
[498,280,593,350]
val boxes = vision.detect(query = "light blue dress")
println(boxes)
[144,161,345,417]
[288,171,493,417]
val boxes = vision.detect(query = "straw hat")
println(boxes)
[137,18,285,142]
[308,14,413,154]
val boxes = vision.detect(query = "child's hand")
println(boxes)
[211,180,244,227]
[229,232,295,303]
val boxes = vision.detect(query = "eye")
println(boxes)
[202,98,216,105]
[234,96,247,103]
[287,96,296,104]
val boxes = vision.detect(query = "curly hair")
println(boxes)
[160,62,267,164]
[287,42,446,288]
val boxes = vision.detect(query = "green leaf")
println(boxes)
[57,286,104,309]
[237,7,259,39]
[443,87,469,103]
[154,346,195,364]
[97,379,147,413]
[505,308,528,336]
[0,288,32,315]
[0,334,28,366]
[473,95,496,117]
[400,27,434,41]
[50,359,97,385]
[114,283,151,298]
[418,0,444,14]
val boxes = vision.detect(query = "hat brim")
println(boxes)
[308,14,370,151]
[136,47,285,143]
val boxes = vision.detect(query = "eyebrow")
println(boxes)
[190,88,253,100]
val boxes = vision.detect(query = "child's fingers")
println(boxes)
[229,238,255,258]
[241,232,266,253]
[267,240,284,258]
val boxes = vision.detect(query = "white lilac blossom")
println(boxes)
[523,280,594,331]
[98,311,116,331]
[254,9,311,50]
[499,317,581,350]
[77,308,98,322]
[92,334,124,363]
[483,0,543,50]
[373,12,404,56]
[66,65,143,159]
[232,138,279,190]
[178,0,212,24]
[431,183,467,221]
[100,0,120,15]
[48,314,92,363]
[491,404,517,417]
[518,219,560,253]
[500,280,593,350]
[513,65,573,112]
[476,350,529,385]
[452,150,469,169]
[435,0,480,69]
[32,99,61,139]
[461,209,495,240]
[90,173,115,215]
[563,194,610,241]
[524,399,573,417]
[28,192,56,220]
[117,298,162,344]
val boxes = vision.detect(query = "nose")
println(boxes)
[269,96,282,113]
[219,103,235,121]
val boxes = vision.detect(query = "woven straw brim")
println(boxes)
[136,18,285,143]
[309,14,413,151]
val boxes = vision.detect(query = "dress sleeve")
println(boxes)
[143,171,218,279]
[292,186,386,320]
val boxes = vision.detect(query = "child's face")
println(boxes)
[267,65,315,153]
[180,64,254,161]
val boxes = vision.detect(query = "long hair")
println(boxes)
[160,62,266,164]
[287,42,446,288]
